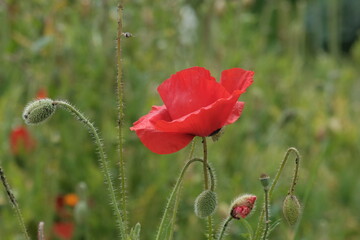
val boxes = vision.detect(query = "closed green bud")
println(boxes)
[194,190,217,218]
[23,98,56,125]
[283,194,301,226]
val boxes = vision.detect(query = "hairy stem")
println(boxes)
[217,216,232,240]
[156,157,216,240]
[116,2,128,230]
[0,167,30,240]
[202,137,209,190]
[262,189,270,240]
[168,141,196,240]
[254,147,301,240]
[202,137,214,239]
[54,100,126,238]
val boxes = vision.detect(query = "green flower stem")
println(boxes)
[116,2,128,230]
[0,166,30,240]
[202,137,214,239]
[262,188,270,240]
[54,100,126,238]
[168,141,196,240]
[202,137,209,190]
[217,216,232,240]
[254,147,301,240]
[240,218,254,240]
[155,157,216,240]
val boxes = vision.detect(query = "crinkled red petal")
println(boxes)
[130,105,194,154]
[154,92,241,137]
[224,101,245,125]
[220,68,254,94]
[158,67,230,119]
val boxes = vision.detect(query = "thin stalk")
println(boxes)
[217,216,232,240]
[202,137,214,239]
[116,2,128,229]
[202,137,209,190]
[38,222,45,240]
[261,189,270,240]
[168,141,196,240]
[0,166,31,240]
[254,147,301,239]
[155,157,216,240]
[54,101,126,238]
[240,218,254,240]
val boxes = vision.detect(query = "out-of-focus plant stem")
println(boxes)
[0,166,31,240]
[116,1,128,231]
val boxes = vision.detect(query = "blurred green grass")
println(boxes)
[1,0,360,239]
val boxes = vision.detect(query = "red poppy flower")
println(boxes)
[36,88,48,99]
[53,222,74,239]
[10,126,36,155]
[130,67,254,154]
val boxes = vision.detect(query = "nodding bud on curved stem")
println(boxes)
[282,194,301,226]
[23,98,56,125]
[194,190,218,218]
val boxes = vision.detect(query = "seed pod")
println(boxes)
[23,98,56,125]
[282,194,301,226]
[194,190,217,218]
[259,173,270,190]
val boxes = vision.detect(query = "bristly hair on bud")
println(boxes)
[23,98,56,125]
[230,194,257,219]
[282,194,301,226]
[194,190,218,218]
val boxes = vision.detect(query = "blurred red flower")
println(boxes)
[130,67,254,154]
[10,126,36,155]
[36,88,47,99]
[53,222,74,239]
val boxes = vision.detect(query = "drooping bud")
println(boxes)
[23,98,56,125]
[259,173,270,190]
[230,194,256,219]
[194,190,217,218]
[282,194,301,226]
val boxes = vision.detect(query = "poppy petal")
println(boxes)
[158,67,230,119]
[155,92,241,137]
[130,105,194,154]
[220,68,254,94]
[224,101,245,125]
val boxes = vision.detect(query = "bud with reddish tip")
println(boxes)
[230,194,257,219]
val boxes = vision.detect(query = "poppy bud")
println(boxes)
[194,190,217,218]
[282,194,301,226]
[230,194,256,219]
[23,98,56,125]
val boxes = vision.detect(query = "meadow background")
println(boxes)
[1,0,360,239]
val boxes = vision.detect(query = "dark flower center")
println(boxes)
[209,128,222,136]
